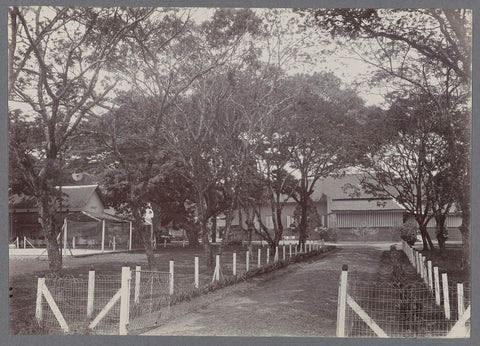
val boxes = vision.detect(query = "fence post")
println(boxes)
[411,248,416,268]
[129,221,132,251]
[24,236,27,249]
[87,269,95,318]
[63,220,67,252]
[215,255,220,282]
[266,248,270,264]
[258,248,261,268]
[416,252,421,274]
[233,252,237,276]
[423,257,428,285]
[194,257,199,289]
[119,266,131,335]
[135,266,141,303]
[419,255,424,279]
[442,273,451,320]
[336,265,348,337]
[457,283,464,319]
[16,236,19,249]
[283,246,286,261]
[434,266,441,305]
[101,220,105,253]
[289,244,292,258]
[246,251,250,272]
[427,260,433,292]
[72,236,76,249]
[113,236,116,252]
[169,260,175,294]
[35,277,45,324]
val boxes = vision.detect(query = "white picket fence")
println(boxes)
[400,240,470,337]
[36,241,325,334]
[336,243,470,338]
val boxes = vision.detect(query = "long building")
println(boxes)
[231,175,462,242]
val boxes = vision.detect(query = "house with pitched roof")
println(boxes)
[231,175,462,242]
[9,185,133,249]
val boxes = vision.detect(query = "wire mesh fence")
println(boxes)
[40,273,122,334]
[128,270,171,333]
[344,273,470,338]
[33,244,325,334]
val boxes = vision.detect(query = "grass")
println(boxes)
[9,243,333,335]
[418,243,470,284]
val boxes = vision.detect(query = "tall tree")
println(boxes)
[8,7,151,272]
[304,9,472,257]
[359,95,454,250]
[284,73,363,246]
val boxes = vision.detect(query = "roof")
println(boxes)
[66,210,130,223]
[330,198,404,212]
[278,175,384,202]
[310,175,369,201]
[277,175,405,211]
[10,185,105,212]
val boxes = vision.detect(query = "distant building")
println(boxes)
[9,185,132,249]
[231,175,462,242]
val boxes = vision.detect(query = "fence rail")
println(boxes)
[34,241,325,334]
[337,242,471,338]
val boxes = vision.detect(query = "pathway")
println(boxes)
[144,243,395,337]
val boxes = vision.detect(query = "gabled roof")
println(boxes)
[330,198,404,212]
[310,175,369,201]
[10,185,105,212]
[278,175,405,211]
[66,210,130,223]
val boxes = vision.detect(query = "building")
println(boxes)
[231,175,462,242]
[9,185,133,249]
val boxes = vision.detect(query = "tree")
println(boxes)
[284,73,363,246]
[8,7,151,272]
[158,9,263,266]
[359,95,454,250]
[302,8,472,258]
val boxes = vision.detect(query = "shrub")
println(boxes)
[398,219,418,246]
[226,239,243,246]
[317,227,337,242]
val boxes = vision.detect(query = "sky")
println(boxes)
[8,6,386,117]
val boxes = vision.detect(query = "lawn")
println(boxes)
[417,243,470,284]
[9,242,309,334]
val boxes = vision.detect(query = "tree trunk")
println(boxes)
[298,196,308,247]
[211,216,217,243]
[183,222,200,247]
[197,191,213,267]
[138,218,156,270]
[418,223,434,251]
[41,213,62,272]
[435,214,447,250]
[38,184,62,272]
[202,223,214,268]
[459,201,470,267]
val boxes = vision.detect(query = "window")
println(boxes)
[265,215,273,229]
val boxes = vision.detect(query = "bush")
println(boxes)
[316,227,337,242]
[398,219,418,246]
[226,239,243,246]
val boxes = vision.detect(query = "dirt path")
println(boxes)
[143,244,393,337]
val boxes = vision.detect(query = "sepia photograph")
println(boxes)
[7,5,472,339]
